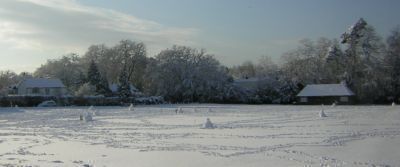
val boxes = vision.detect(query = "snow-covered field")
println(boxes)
[1,105,400,167]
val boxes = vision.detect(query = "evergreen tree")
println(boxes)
[98,75,111,96]
[118,66,131,100]
[87,60,101,86]
[87,60,111,95]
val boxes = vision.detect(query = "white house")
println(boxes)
[15,78,68,96]
[297,83,355,104]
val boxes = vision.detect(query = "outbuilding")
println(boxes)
[296,83,355,104]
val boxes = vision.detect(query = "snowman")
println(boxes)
[202,118,215,129]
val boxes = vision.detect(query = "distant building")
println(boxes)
[14,78,68,96]
[296,83,355,104]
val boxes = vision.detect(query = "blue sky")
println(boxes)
[0,0,399,72]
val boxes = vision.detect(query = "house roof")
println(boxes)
[20,78,65,88]
[297,84,355,97]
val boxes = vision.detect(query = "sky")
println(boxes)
[0,0,400,73]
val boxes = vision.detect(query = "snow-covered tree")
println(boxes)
[34,53,85,92]
[341,18,386,102]
[144,46,232,102]
[218,84,251,103]
[255,55,279,78]
[75,83,96,97]
[325,40,346,83]
[278,77,303,104]
[281,38,333,84]
[113,40,147,90]
[254,78,281,103]
[0,70,20,95]
[82,44,113,80]
[81,40,148,90]
[229,61,256,79]
[384,27,400,102]
[0,70,17,87]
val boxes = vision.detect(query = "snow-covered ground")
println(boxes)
[1,104,400,167]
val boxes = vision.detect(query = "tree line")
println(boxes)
[1,18,400,104]
[231,18,400,103]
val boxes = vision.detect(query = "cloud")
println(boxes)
[0,0,198,55]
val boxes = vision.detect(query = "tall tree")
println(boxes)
[81,41,148,90]
[118,66,131,101]
[341,18,386,102]
[98,75,111,96]
[87,60,110,95]
[87,60,101,87]
[114,40,147,90]
[384,27,400,102]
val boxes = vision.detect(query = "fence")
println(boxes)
[0,96,164,107]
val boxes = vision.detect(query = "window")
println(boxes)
[32,88,40,94]
[54,88,61,95]
[340,96,349,102]
[300,97,308,103]
[45,88,50,95]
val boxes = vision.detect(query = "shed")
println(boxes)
[296,84,355,104]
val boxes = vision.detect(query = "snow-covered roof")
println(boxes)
[297,84,355,97]
[20,78,65,88]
